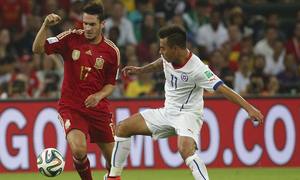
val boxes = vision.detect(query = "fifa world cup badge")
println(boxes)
[94,57,104,69]
[72,50,80,61]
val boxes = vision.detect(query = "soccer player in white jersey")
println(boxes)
[107,25,264,180]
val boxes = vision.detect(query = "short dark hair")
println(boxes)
[158,25,186,48]
[83,1,105,21]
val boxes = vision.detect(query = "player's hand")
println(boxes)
[43,13,61,27]
[122,66,142,77]
[247,107,264,126]
[84,94,102,108]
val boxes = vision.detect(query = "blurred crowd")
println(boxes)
[1,0,300,99]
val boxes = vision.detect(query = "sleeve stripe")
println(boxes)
[213,80,224,90]
[104,38,121,66]
[56,30,72,40]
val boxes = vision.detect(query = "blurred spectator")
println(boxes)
[15,15,42,55]
[154,0,188,21]
[101,0,114,18]
[36,55,62,98]
[228,6,253,38]
[123,44,138,67]
[255,12,285,41]
[8,66,29,98]
[264,39,285,75]
[208,50,234,88]
[108,26,120,45]
[240,34,254,55]
[277,54,300,94]
[104,0,137,47]
[0,28,17,75]
[42,0,60,15]
[183,0,210,36]
[285,21,300,63]
[246,54,280,96]
[208,50,226,76]
[246,54,267,95]
[121,45,140,89]
[137,13,159,63]
[125,70,154,98]
[69,0,84,29]
[234,54,252,95]
[195,9,229,59]
[254,26,278,58]
[247,72,265,95]
[18,53,40,97]
[224,24,242,71]
[122,0,135,12]
[128,0,152,42]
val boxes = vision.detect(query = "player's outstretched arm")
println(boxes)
[216,84,264,125]
[122,58,163,77]
[32,13,61,54]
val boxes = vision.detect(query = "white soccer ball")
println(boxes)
[37,148,65,177]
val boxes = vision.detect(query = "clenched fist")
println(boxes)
[43,13,61,27]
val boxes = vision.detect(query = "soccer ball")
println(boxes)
[37,148,65,177]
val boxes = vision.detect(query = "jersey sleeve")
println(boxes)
[195,64,224,92]
[44,30,72,55]
[104,45,120,85]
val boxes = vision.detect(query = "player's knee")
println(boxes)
[69,140,87,159]
[178,141,196,160]
[116,122,131,137]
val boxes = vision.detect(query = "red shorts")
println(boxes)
[58,108,115,143]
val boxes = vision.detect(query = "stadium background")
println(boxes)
[0,0,300,179]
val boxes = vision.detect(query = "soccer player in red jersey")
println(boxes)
[32,1,120,180]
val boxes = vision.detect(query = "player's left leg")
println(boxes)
[178,136,209,180]
[96,142,115,180]
[108,113,152,179]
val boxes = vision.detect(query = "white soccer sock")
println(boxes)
[109,136,131,177]
[185,153,209,180]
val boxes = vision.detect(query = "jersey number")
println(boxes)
[80,66,92,80]
[171,74,178,89]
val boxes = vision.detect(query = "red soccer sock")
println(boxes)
[73,155,93,180]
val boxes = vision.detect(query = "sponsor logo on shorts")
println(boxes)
[65,119,71,130]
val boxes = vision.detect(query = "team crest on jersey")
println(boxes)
[181,72,188,82]
[72,50,80,61]
[94,57,104,69]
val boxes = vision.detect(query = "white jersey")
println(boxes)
[162,51,223,115]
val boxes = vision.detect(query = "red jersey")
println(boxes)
[44,30,120,117]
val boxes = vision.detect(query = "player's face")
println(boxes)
[159,38,177,62]
[83,13,103,41]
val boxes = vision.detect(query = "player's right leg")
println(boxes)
[178,136,209,180]
[108,113,152,179]
[58,109,92,180]
[67,130,92,180]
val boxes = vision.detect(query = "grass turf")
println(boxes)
[1,168,300,180]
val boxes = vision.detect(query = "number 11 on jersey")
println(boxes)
[171,74,178,89]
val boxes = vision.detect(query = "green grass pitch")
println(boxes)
[1,168,300,180]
